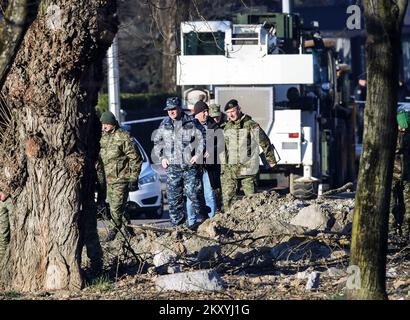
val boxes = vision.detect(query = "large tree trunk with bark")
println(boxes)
[0,0,39,90]
[0,0,117,292]
[349,0,408,300]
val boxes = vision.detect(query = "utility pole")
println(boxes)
[282,0,293,13]
[107,34,121,122]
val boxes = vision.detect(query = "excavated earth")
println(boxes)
[2,191,410,300]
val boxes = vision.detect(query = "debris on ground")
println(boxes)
[2,190,410,300]
[155,269,225,292]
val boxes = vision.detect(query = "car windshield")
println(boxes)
[133,139,148,162]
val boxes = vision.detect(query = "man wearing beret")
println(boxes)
[222,99,277,210]
[153,97,205,230]
[97,111,142,241]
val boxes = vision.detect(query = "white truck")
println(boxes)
[176,12,355,199]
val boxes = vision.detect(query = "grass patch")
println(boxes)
[86,274,115,292]
[325,293,346,300]
[0,290,22,299]
[96,92,174,114]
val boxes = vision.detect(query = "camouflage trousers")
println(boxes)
[166,164,203,226]
[107,183,130,232]
[221,167,256,211]
[390,179,410,239]
[79,200,103,271]
[0,198,12,262]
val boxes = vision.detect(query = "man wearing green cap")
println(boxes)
[0,191,12,262]
[97,111,142,241]
[209,103,227,128]
[222,99,277,210]
[390,110,410,244]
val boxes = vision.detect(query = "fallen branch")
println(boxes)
[321,182,354,197]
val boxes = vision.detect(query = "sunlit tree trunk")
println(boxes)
[0,0,38,89]
[0,0,117,292]
[349,0,408,300]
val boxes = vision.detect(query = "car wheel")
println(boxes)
[145,206,163,219]
[126,201,141,220]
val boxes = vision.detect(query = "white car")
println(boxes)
[126,138,163,219]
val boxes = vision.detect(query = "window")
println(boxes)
[184,31,225,55]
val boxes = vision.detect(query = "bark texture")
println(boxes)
[349,0,408,300]
[0,0,117,291]
[0,0,39,89]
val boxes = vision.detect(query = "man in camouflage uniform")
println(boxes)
[153,97,205,229]
[209,102,228,128]
[390,110,410,243]
[0,191,12,262]
[222,99,277,210]
[97,111,142,241]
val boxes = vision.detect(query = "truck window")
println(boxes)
[184,31,225,55]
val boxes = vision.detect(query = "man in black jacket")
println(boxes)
[186,101,223,222]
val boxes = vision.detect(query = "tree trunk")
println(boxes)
[348,0,408,300]
[156,0,190,93]
[0,0,39,90]
[0,0,117,292]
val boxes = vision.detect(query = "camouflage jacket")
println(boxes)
[223,114,276,177]
[218,113,228,129]
[97,126,142,186]
[393,130,410,181]
[153,112,205,166]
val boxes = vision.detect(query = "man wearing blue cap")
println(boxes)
[153,97,206,230]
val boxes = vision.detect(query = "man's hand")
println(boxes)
[128,181,139,192]
[161,158,170,169]
[204,151,210,159]
[190,155,199,164]
[269,162,277,168]
[0,192,8,202]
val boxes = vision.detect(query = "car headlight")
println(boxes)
[138,172,157,186]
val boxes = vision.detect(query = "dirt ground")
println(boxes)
[1,190,410,300]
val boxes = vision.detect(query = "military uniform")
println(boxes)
[153,111,205,226]
[209,103,228,128]
[97,124,142,238]
[390,130,410,241]
[222,113,276,210]
[0,195,12,262]
[218,113,228,128]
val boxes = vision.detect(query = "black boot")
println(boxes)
[187,220,203,231]
[90,259,103,278]
[123,226,136,239]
